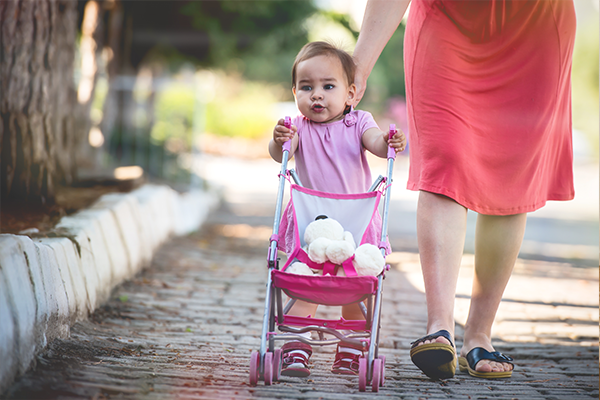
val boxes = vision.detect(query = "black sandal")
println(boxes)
[458,347,514,379]
[410,329,457,380]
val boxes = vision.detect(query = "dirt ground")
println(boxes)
[0,137,268,236]
[0,181,139,235]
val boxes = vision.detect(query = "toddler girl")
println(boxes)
[268,41,406,377]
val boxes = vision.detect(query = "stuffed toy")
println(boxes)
[285,216,385,277]
[352,243,386,276]
[303,216,344,244]
[303,217,356,266]
[286,261,315,275]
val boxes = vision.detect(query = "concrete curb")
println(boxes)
[0,183,220,392]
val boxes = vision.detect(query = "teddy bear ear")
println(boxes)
[343,231,356,249]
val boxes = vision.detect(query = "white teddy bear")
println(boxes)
[286,216,386,277]
[285,261,315,275]
[304,217,356,266]
[352,243,386,276]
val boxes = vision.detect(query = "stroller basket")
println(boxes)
[272,269,378,306]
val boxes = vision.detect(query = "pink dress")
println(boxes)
[404,0,576,215]
[278,110,389,254]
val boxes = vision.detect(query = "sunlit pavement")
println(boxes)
[3,153,596,399]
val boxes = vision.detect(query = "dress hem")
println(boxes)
[406,182,574,216]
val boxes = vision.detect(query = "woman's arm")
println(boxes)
[353,0,411,105]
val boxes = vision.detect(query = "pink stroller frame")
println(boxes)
[249,117,398,393]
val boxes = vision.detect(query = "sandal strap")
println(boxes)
[283,353,309,365]
[332,357,360,372]
[331,347,363,374]
[281,341,313,357]
[410,329,455,349]
[466,347,514,369]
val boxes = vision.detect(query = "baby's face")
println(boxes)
[293,55,355,124]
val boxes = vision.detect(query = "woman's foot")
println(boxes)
[410,330,457,380]
[459,334,513,377]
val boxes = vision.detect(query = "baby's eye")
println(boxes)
[300,85,312,91]
[324,84,334,90]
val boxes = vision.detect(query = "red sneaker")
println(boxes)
[280,342,313,377]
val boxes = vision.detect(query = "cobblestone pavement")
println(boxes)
[2,195,598,400]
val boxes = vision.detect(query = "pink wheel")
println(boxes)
[358,357,368,392]
[378,355,386,386]
[372,358,382,392]
[264,352,273,385]
[249,351,260,386]
[273,349,282,381]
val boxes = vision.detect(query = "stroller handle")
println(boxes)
[282,116,292,153]
[387,124,397,160]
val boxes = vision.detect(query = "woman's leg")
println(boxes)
[460,213,527,372]
[416,191,468,344]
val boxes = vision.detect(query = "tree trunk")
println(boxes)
[0,0,79,204]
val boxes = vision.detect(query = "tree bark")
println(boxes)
[1,0,79,204]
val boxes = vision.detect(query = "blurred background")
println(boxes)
[70,0,599,183]
[1,0,598,263]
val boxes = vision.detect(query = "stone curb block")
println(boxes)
[0,184,220,392]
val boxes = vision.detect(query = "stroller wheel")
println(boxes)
[273,349,283,381]
[358,357,368,392]
[372,358,382,392]
[264,352,273,385]
[249,351,260,386]
[378,355,386,386]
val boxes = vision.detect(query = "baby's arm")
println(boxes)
[362,127,406,158]
[269,118,299,163]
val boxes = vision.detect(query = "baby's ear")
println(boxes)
[345,83,357,105]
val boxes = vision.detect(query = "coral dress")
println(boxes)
[404,0,576,215]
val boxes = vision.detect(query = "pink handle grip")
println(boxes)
[388,123,397,159]
[282,116,292,152]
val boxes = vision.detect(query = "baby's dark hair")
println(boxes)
[291,41,355,88]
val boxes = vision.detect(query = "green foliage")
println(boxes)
[361,23,406,115]
[151,72,278,143]
[179,0,318,83]
[571,18,599,157]
[205,79,277,139]
[151,82,195,149]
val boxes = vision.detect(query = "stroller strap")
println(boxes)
[295,249,358,277]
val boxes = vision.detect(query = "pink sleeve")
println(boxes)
[357,110,380,134]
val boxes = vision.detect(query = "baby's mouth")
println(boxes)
[312,104,324,112]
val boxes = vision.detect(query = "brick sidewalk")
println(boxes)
[2,200,598,399]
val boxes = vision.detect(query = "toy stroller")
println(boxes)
[249,117,398,392]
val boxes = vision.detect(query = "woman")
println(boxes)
[352,0,576,380]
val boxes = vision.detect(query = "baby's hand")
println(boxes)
[386,129,407,153]
[273,118,297,147]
